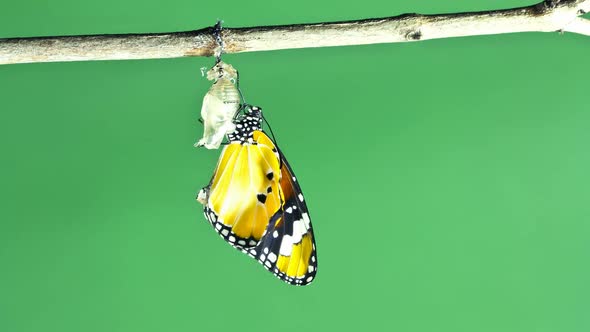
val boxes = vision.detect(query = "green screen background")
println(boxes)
[1,1,589,331]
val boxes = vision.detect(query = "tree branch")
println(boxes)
[563,16,590,35]
[1,0,589,65]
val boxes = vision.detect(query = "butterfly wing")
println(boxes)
[252,152,318,285]
[200,130,283,248]
[198,106,317,285]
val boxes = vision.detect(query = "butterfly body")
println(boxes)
[198,106,317,285]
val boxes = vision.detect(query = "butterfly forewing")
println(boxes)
[201,115,282,248]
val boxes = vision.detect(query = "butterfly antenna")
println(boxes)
[235,70,250,120]
[262,114,284,168]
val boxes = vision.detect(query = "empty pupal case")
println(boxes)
[195,61,241,149]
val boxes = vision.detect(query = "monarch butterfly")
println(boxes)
[197,106,317,285]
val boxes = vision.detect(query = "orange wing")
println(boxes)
[251,153,318,285]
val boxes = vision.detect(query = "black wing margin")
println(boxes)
[250,151,318,286]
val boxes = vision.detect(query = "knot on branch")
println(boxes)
[405,30,422,41]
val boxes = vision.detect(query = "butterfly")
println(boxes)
[197,106,317,285]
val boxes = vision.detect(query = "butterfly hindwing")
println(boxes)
[254,152,318,285]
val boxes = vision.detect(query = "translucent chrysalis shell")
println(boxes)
[195,61,241,149]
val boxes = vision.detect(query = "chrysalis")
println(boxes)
[195,61,241,149]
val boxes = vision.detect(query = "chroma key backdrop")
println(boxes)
[1,0,590,331]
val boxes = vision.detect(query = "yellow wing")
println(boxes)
[201,130,282,248]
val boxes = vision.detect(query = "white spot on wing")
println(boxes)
[298,193,304,202]
[279,235,293,256]
[268,252,277,263]
[292,219,306,243]
[302,213,311,229]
